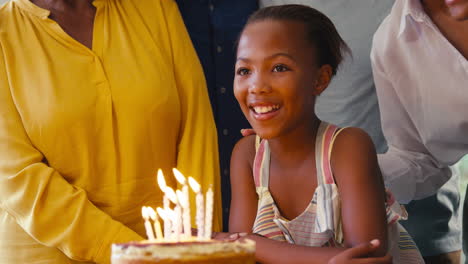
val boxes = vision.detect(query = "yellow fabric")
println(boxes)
[0,0,222,263]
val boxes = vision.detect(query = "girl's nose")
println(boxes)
[248,74,272,94]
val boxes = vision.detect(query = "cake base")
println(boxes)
[111,240,255,264]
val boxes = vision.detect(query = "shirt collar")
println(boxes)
[398,0,428,37]
[13,0,106,19]
[13,0,50,19]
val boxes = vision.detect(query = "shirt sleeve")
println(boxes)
[0,46,142,263]
[162,0,223,231]
[371,44,452,204]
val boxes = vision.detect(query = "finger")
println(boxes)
[224,233,240,241]
[240,129,256,137]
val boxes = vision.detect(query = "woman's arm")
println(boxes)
[371,42,452,203]
[162,1,222,231]
[331,127,388,257]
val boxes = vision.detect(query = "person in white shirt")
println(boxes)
[260,0,462,262]
[371,0,468,263]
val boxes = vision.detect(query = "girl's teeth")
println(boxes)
[253,105,279,114]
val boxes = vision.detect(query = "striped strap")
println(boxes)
[253,136,270,188]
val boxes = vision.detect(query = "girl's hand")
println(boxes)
[212,232,248,241]
[328,240,392,264]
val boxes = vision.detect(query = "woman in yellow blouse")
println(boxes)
[0,0,222,263]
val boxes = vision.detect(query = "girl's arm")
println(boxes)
[229,135,258,232]
[328,240,392,264]
[331,127,389,257]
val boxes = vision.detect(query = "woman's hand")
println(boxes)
[328,240,392,264]
[240,129,256,137]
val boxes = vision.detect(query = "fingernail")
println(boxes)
[239,232,248,237]
[229,234,238,239]
[370,239,380,247]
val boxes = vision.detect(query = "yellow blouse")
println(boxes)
[0,0,221,263]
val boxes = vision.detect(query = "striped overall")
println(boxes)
[251,122,424,263]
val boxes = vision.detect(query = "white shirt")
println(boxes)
[371,0,468,203]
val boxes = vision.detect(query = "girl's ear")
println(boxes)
[312,65,332,96]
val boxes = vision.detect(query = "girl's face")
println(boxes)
[234,19,327,139]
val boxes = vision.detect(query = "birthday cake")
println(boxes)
[111,239,256,264]
[111,169,255,263]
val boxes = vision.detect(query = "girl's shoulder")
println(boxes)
[329,126,380,184]
[332,126,376,154]
[231,134,257,169]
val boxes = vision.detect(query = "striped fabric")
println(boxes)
[251,122,424,263]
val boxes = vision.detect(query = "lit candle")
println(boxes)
[157,207,172,240]
[204,187,214,240]
[177,190,191,239]
[188,177,204,240]
[141,206,155,240]
[174,204,182,241]
[147,206,163,240]
[165,208,176,241]
[173,168,191,239]
[157,169,171,238]
[164,187,182,241]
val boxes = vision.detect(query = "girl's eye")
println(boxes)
[236,68,250,76]
[272,64,289,72]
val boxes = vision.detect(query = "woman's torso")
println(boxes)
[0,0,184,262]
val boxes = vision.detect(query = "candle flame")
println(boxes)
[147,206,157,220]
[141,206,149,219]
[157,207,168,221]
[176,190,188,208]
[157,169,167,191]
[165,186,178,204]
[172,168,186,185]
[188,177,200,193]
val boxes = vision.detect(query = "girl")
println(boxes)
[228,5,424,263]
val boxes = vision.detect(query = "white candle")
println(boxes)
[165,186,178,204]
[164,187,184,240]
[147,206,163,240]
[157,169,171,239]
[204,187,214,240]
[157,207,172,241]
[177,189,191,239]
[188,177,204,240]
[174,204,182,241]
[165,208,176,240]
[141,206,155,240]
[173,168,191,238]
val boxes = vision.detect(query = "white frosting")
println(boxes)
[112,239,255,260]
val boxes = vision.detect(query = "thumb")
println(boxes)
[240,128,256,137]
[346,239,380,258]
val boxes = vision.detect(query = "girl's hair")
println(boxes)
[245,4,351,76]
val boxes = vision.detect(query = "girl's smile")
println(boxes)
[249,102,281,121]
